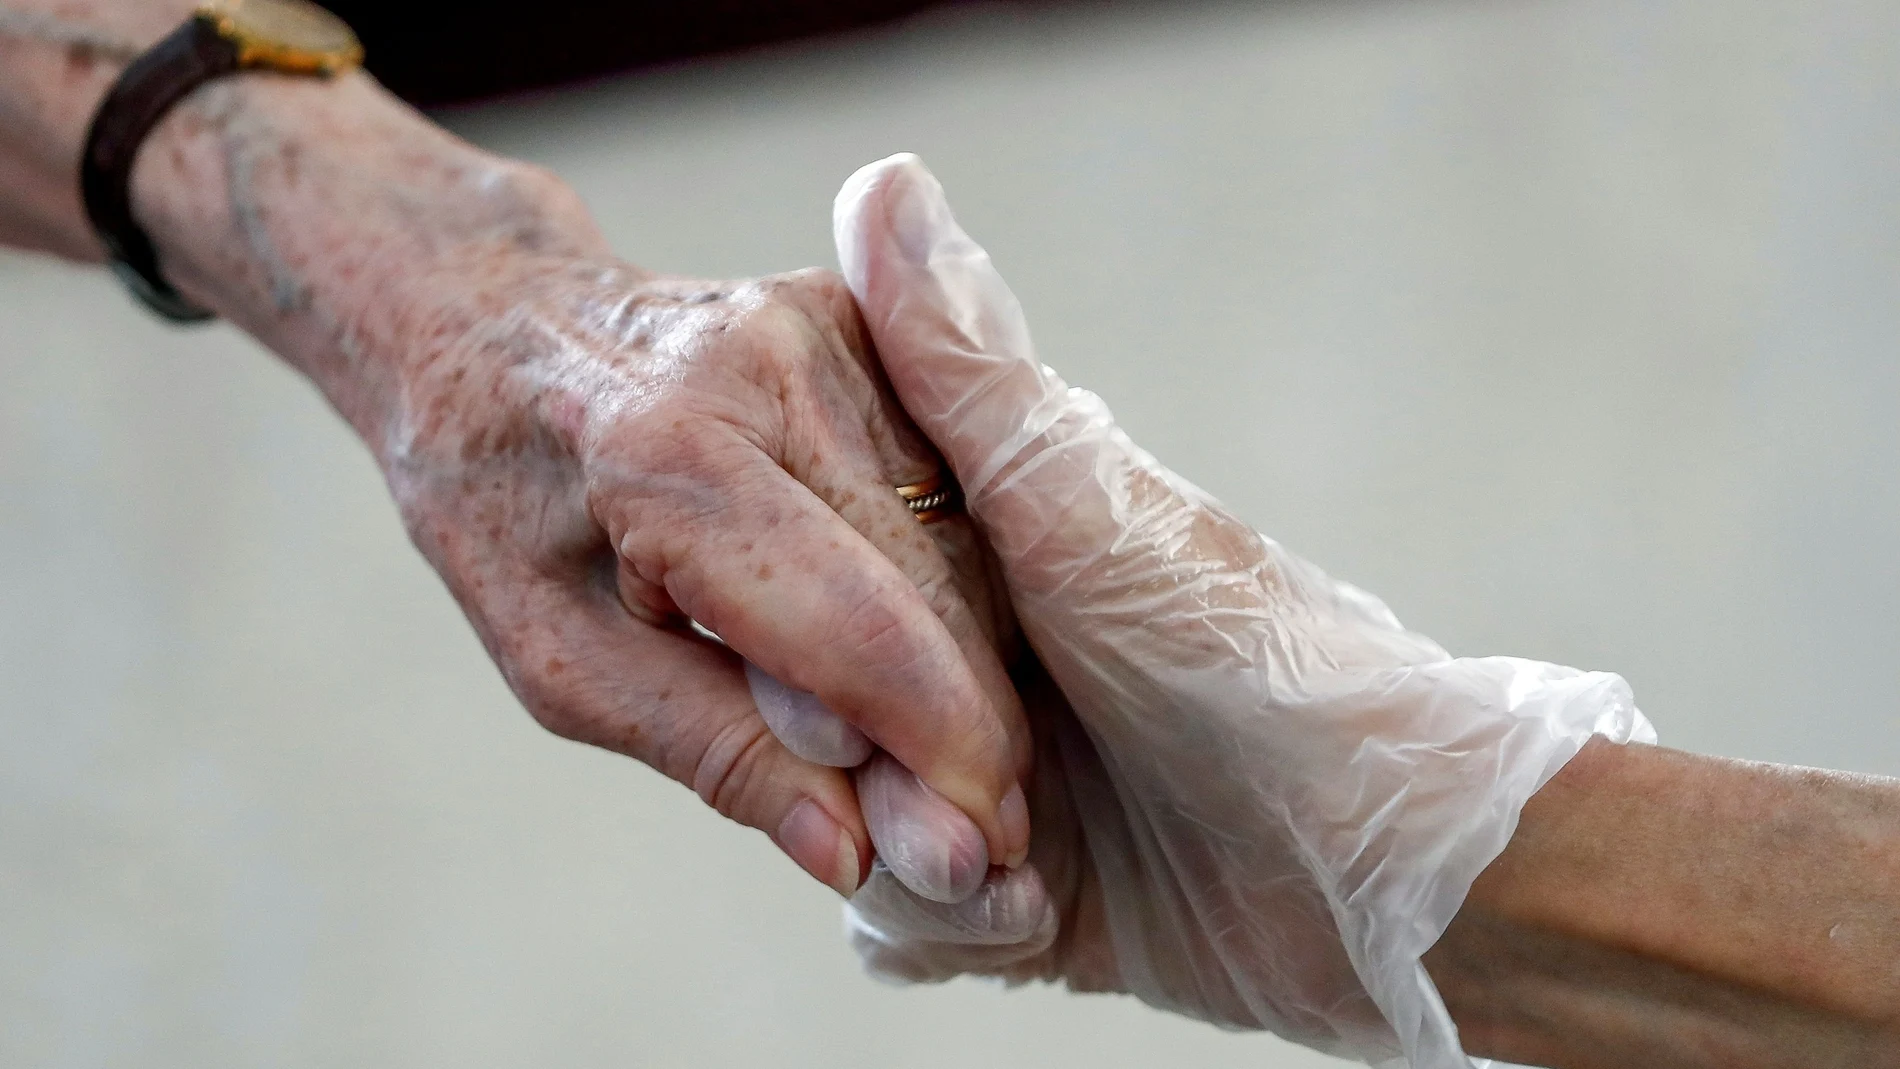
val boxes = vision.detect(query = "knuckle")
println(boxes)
[392,491,437,550]
[474,609,623,751]
[634,420,732,477]
[587,415,699,482]
[742,266,848,304]
[833,580,932,678]
[718,271,853,379]
[494,638,595,743]
[775,266,852,304]
[724,302,815,385]
[691,715,779,825]
[830,580,1011,765]
[524,691,592,744]
[905,565,962,621]
[393,495,465,578]
[507,666,592,743]
[483,159,595,235]
[583,424,753,546]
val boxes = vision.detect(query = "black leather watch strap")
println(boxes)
[80,15,241,324]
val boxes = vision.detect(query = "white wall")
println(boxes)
[4,0,1897,1065]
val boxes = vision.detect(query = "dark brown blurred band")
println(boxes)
[324,0,980,106]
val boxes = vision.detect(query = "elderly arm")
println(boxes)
[1428,740,1900,1069]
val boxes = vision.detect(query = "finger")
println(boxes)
[751,653,996,903]
[741,405,1017,895]
[851,661,1087,952]
[772,392,1028,893]
[595,435,1030,869]
[745,658,872,768]
[832,152,1065,505]
[768,270,1031,779]
[656,311,1025,890]
[468,570,871,897]
[856,751,989,903]
[845,862,1059,984]
[833,153,1159,587]
[836,156,1438,673]
[626,543,873,770]
[844,677,1083,979]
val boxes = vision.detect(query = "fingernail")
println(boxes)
[858,755,989,903]
[777,800,860,898]
[834,825,863,897]
[999,783,1030,869]
[879,830,986,905]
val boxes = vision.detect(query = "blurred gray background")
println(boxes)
[4,0,1897,1065]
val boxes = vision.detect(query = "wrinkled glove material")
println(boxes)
[830,152,1656,1069]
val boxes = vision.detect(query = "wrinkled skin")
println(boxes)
[0,0,1035,904]
[12,12,1897,1069]
[363,253,1037,898]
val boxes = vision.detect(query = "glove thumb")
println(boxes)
[834,153,1134,577]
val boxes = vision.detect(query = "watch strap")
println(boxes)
[80,15,240,324]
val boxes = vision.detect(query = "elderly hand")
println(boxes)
[0,17,1033,902]
[376,252,1035,899]
[830,154,1654,1068]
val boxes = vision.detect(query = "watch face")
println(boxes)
[202,0,363,74]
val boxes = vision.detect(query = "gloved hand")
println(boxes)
[826,153,1657,1069]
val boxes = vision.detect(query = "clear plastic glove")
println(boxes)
[828,153,1657,1068]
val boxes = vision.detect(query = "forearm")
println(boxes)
[0,0,613,443]
[1428,740,1900,1068]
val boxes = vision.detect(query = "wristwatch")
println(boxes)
[79,0,363,323]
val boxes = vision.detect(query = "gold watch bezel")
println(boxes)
[196,0,364,76]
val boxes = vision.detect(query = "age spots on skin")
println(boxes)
[61,41,99,76]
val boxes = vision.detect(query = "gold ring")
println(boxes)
[895,473,961,524]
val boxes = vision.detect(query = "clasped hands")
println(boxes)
[388,152,1648,1067]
